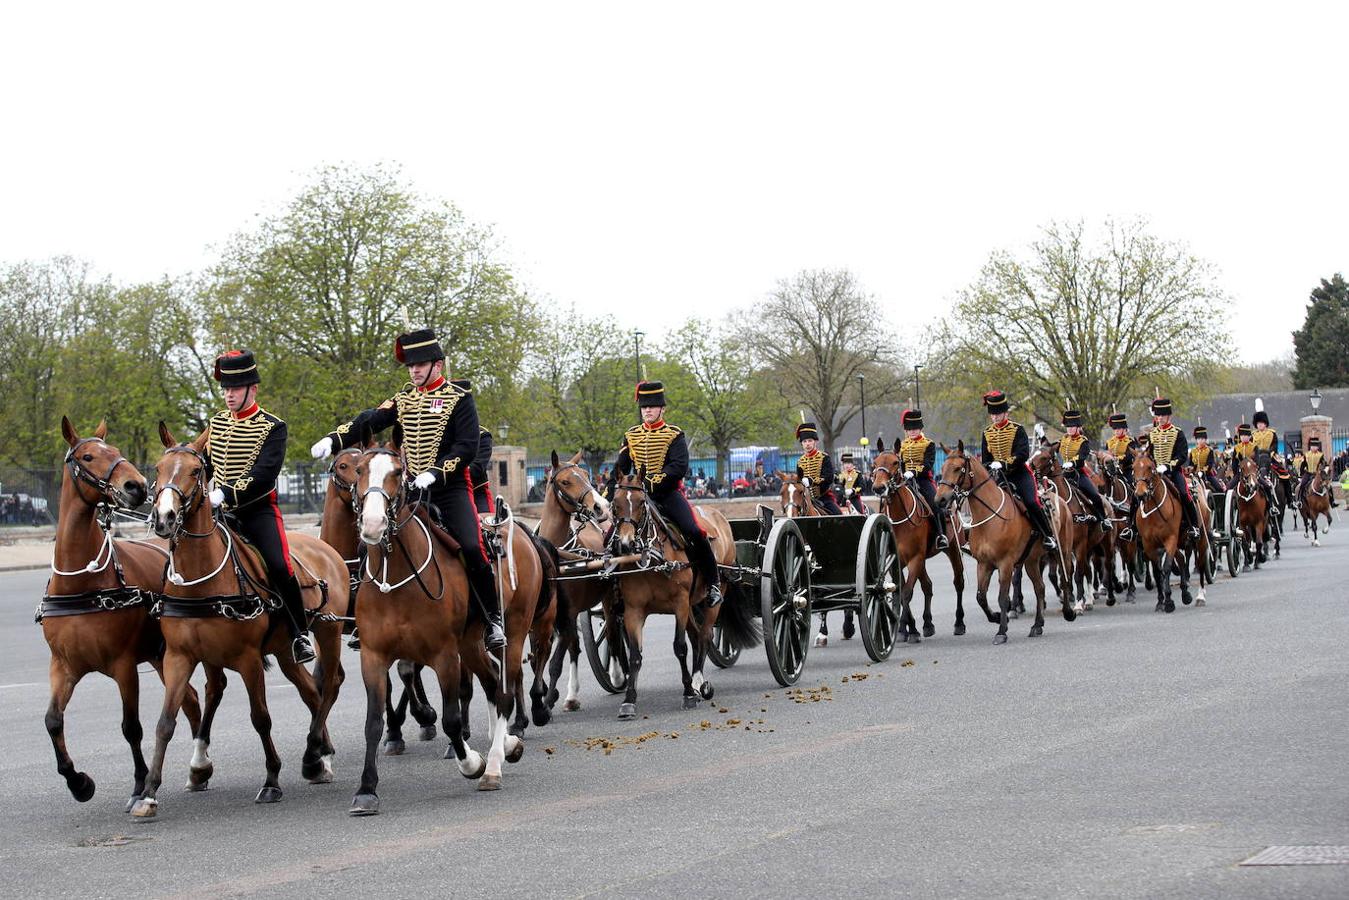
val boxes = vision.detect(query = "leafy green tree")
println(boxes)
[1292,274,1349,389]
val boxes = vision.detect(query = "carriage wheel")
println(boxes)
[1224,491,1240,578]
[580,603,628,694]
[760,518,812,686]
[854,514,900,662]
[706,613,742,669]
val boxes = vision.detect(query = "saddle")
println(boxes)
[223,521,325,599]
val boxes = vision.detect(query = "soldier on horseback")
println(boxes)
[1189,425,1226,495]
[202,350,315,664]
[607,380,722,607]
[469,422,494,515]
[980,390,1056,550]
[1298,437,1339,508]
[1106,412,1136,480]
[1058,407,1111,532]
[837,452,867,513]
[1232,422,1277,508]
[1145,398,1203,542]
[898,409,948,550]
[310,328,506,650]
[796,423,843,514]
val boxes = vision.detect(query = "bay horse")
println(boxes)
[41,417,207,809]
[322,444,446,751]
[130,424,350,820]
[935,443,1073,644]
[1131,452,1201,611]
[537,451,611,713]
[869,439,966,640]
[1299,457,1334,546]
[1234,456,1271,571]
[777,472,855,645]
[1030,444,1117,612]
[606,471,760,718]
[348,445,545,810]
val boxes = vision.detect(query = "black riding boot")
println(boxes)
[1028,503,1058,550]
[692,538,723,607]
[467,564,506,651]
[279,575,315,664]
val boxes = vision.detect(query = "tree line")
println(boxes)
[2,163,1316,484]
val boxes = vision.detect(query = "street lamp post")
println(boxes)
[1310,387,1322,412]
[857,374,867,462]
[497,423,509,442]
[914,364,924,412]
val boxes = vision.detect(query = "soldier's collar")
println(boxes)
[416,375,447,393]
[232,402,260,421]
[641,419,666,430]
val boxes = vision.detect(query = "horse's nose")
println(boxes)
[124,480,147,508]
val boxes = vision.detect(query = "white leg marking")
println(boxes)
[457,747,484,777]
[691,671,705,692]
[565,660,580,703]
[190,738,210,769]
[486,713,509,777]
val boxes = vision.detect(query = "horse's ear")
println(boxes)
[550,450,560,469]
[1050,440,1060,451]
[363,436,379,450]
[93,419,108,440]
[569,450,583,465]
[939,442,949,454]
[158,420,176,448]
[61,416,78,447]
[191,431,209,453]
[957,439,965,455]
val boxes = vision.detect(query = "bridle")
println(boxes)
[608,480,655,552]
[938,454,1007,528]
[781,480,813,518]
[65,437,132,501]
[328,449,362,503]
[152,445,212,542]
[354,448,409,548]
[870,457,920,525]
[354,448,442,598]
[52,438,137,577]
[1133,460,1172,520]
[549,463,605,528]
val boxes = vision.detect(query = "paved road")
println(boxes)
[2,527,1346,899]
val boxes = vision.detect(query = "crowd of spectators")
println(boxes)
[0,494,47,526]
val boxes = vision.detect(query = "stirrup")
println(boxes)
[704,584,724,608]
[484,614,506,651]
[1042,536,1057,550]
[291,634,316,665]
[935,535,949,550]
[347,626,361,651]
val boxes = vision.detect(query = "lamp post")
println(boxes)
[857,374,867,461]
[497,423,509,442]
[1311,387,1322,412]
[913,364,924,412]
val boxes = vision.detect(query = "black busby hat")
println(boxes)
[901,408,924,430]
[394,328,445,365]
[1061,409,1083,428]
[1151,397,1172,417]
[1237,422,1252,436]
[982,390,1009,414]
[1193,425,1208,438]
[1308,436,1322,448]
[796,422,819,442]
[635,380,666,408]
[1253,410,1269,427]
[840,452,855,463]
[213,349,260,387]
[1108,412,1128,429]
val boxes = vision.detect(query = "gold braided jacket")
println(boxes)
[1252,429,1276,452]
[1303,451,1323,472]
[1060,434,1086,461]
[394,380,467,477]
[1234,441,1255,459]
[623,423,682,487]
[1106,435,1133,460]
[206,407,278,496]
[983,421,1017,464]
[900,436,931,473]
[1150,424,1180,465]
[797,450,827,497]
[839,469,864,493]
[1189,445,1213,469]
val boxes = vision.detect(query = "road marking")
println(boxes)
[0,682,42,690]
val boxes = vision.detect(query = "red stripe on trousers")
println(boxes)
[464,468,490,563]
[268,491,294,576]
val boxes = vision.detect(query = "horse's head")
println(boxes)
[151,422,209,538]
[329,443,369,502]
[609,471,649,553]
[60,415,148,510]
[355,447,407,546]
[1029,441,1060,477]
[1238,456,1260,489]
[936,440,974,504]
[779,474,812,517]
[548,450,609,524]
[1132,451,1159,499]
[869,437,901,499]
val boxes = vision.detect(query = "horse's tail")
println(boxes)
[715,586,762,651]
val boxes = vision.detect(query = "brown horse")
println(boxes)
[129,424,350,819]
[321,444,444,751]
[1131,453,1200,611]
[41,417,207,809]
[869,440,966,640]
[1234,456,1271,571]
[348,446,545,810]
[1030,444,1116,612]
[537,451,612,712]
[935,443,1072,643]
[1299,457,1334,546]
[606,472,759,717]
[1088,452,1136,602]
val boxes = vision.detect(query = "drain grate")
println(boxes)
[1240,846,1349,866]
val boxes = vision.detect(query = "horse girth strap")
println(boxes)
[35,587,151,622]
[155,593,276,621]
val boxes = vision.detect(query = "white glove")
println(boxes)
[413,471,436,490]
[310,437,333,459]
[903,471,914,480]
[989,461,1003,470]
[1064,460,1075,469]
[209,488,225,508]
[1158,465,1168,474]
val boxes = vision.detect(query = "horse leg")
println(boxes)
[1010,563,1025,617]
[239,654,284,804]
[383,660,412,754]
[185,664,226,791]
[1178,545,1194,607]
[528,618,555,727]
[1160,551,1175,613]
[483,636,524,788]
[815,611,830,647]
[45,659,94,802]
[949,543,967,635]
[459,667,475,742]
[111,659,149,811]
[130,649,195,819]
[993,561,1011,645]
[673,603,697,710]
[435,652,485,787]
[350,649,391,815]
[919,565,935,638]
[274,653,331,784]
[411,663,441,740]
[842,608,856,641]
[1025,557,1048,637]
[975,559,997,625]
[900,563,920,643]
[563,628,583,712]
[617,604,645,720]
[690,606,714,701]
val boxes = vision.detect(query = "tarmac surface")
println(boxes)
[1,520,1346,899]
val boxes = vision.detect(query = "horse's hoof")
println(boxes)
[457,750,487,779]
[1195,597,1206,607]
[682,696,700,710]
[699,681,714,700]
[124,794,141,813]
[992,634,1008,645]
[129,797,157,819]
[532,707,551,728]
[1164,601,1175,614]
[349,793,379,816]
[842,623,856,641]
[813,634,827,648]
[478,774,502,791]
[905,632,921,644]
[384,739,406,756]
[187,763,213,790]
[922,623,935,638]
[1181,593,1193,606]
[563,699,581,712]
[255,785,283,804]
[546,687,559,707]
[1105,597,1116,607]
[1029,626,1043,637]
[505,740,524,764]
[618,703,637,720]
[1155,602,1164,612]
[953,624,966,636]
[69,772,96,803]
[419,725,438,742]
[1062,606,1077,623]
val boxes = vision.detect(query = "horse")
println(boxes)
[348,445,545,810]
[321,443,443,752]
[869,440,966,640]
[776,472,855,645]
[1299,457,1334,546]
[1234,456,1271,571]
[1090,452,1138,602]
[935,443,1073,643]
[606,471,760,717]
[1184,469,1215,598]
[129,424,350,820]
[536,451,612,713]
[1273,458,1298,532]
[1130,452,1202,611]
[40,417,209,810]
[1030,444,1117,612]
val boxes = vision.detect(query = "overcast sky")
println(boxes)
[3,2,1345,359]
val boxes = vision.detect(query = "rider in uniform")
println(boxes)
[607,380,722,606]
[1297,437,1339,507]
[899,408,948,550]
[1188,425,1226,495]
[1146,398,1203,542]
[1058,407,1111,531]
[1231,422,1276,508]
[469,423,494,515]
[311,328,505,650]
[202,350,314,664]
[795,423,842,514]
[1106,413,1136,478]
[980,390,1057,550]
[836,452,867,514]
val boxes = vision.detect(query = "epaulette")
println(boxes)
[450,378,472,392]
